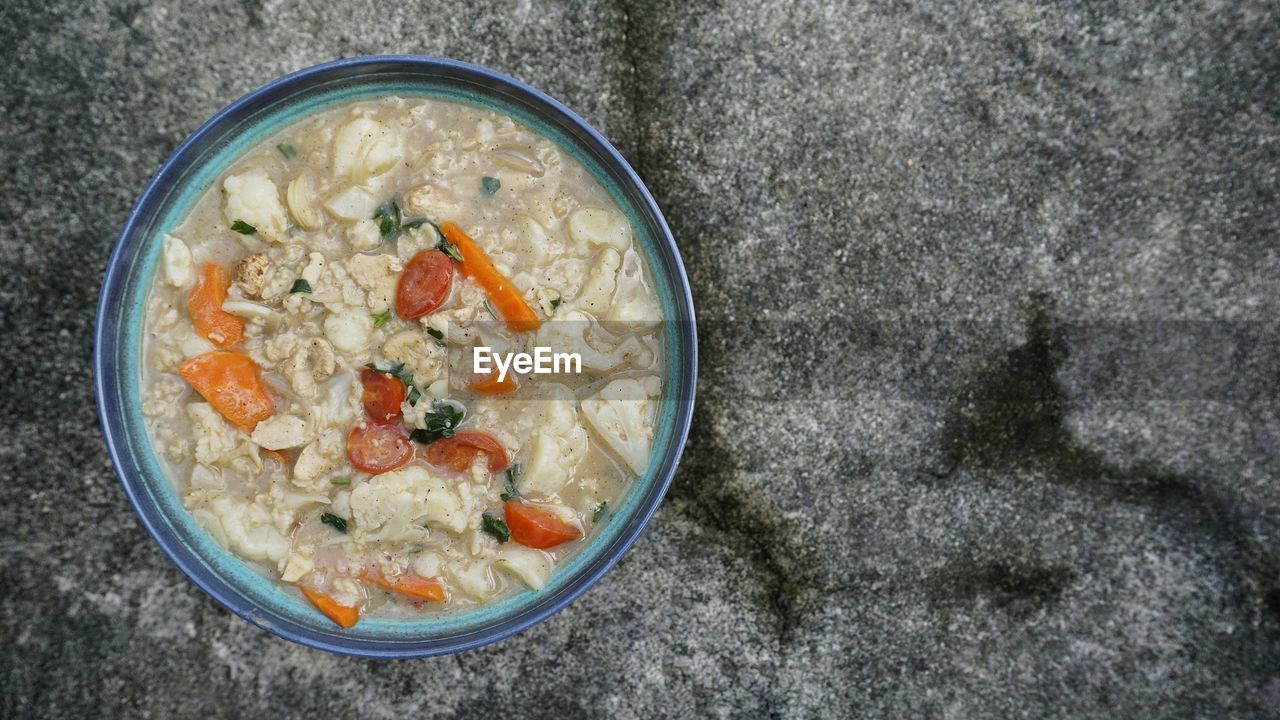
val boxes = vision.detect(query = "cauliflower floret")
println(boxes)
[223,169,288,242]
[535,309,651,371]
[498,216,553,267]
[301,252,327,286]
[411,551,445,579]
[282,337,336,397]
[234,252,271,297]
[348,465,468,544]
[324,186,379,222]
[382,329,446,382]
[567,207,630,252]
[581,376,661,475]
[575,249,621,315]
[162,235,192,287]
[206,496,290,562]
[186,403,246,466]
[332,116,400,182]
[349,218,382,252]
[403,183,456,219]
[397,224,439,261]
[606,249,662,328]
[250,414,311,450]
[447,560,494,600]
[293,428,345,488]
[346,252,402,313]
[518,385,589,498]
[495,547,553,590]
[324,308,374,355]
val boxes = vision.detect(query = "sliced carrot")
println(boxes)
[364,571,446,603]
[260,447,291,467]
[178,351,274,431]
[188,262,245,348]
[440,221,540,332]
[470,368,518,395]
[300,586,361,629]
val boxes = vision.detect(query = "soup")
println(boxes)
[140,96,664,628]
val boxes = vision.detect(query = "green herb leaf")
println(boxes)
[481,512,510,543]
[365,360,411,383]
[410,401,465,444]
[373,200,401,237]
[366,359,421,403]
[425,326,444,341]
[371,310,392,328]
[277,143,297,160]
[373,199,431,241]
[593,502,610,524]
[230,219,257,235]
[320,513,348,533]
[550,294,562,311]
[290,278,312,294]
[501,464,522,502]
[329,477,350,486]
[439,240,463,262]
[482,176,501,196]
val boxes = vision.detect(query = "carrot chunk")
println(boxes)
[300,586,361,629]
[178,351,274,431]
[188,262,245,348]
[440,221,540,332]
[364,571,447,603]
[469,368,518,395]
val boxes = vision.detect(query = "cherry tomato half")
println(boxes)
[346,423,412,474]
[425,430,509,473]
[360,368,405,423]
[396,249,454,319]
[504,500,582,549]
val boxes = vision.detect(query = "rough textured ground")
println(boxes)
[2,0,1279,717]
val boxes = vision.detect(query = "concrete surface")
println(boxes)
[2,0,1279,717]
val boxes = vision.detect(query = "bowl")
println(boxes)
[94,56,696,657]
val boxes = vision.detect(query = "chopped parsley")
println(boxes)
[230,219,257,235]
[482,176,501,196]
[481,512,510,543]
[371,310,392,328]
[406,386,421,406]
[409,400,465,444]
[289,278,312,294]
[593,502,610,524]
[320,513,348,533]
[329,477,350,486]
[425,326,444,341]
[501,464,522,501]
[276,143,297,160]
[550,294,562,311]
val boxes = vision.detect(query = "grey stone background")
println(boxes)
[2,0,1278,717]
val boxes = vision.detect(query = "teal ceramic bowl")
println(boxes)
[94,56,696,657]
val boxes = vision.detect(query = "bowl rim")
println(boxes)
[93,55,697,657]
